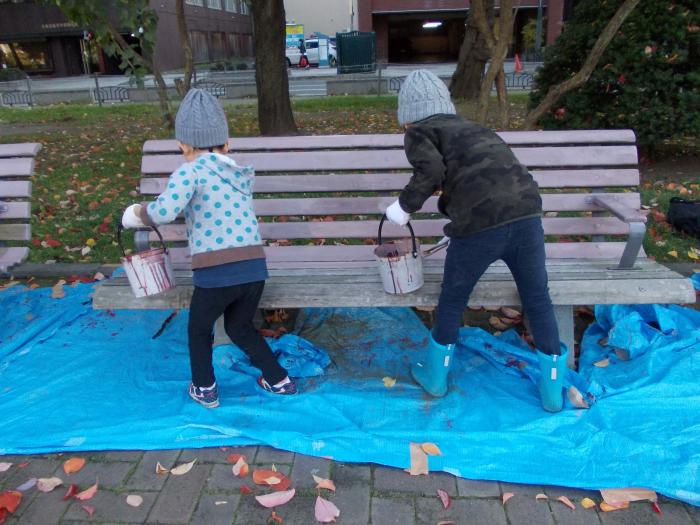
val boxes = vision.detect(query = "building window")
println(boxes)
[207,0,221,9]
[238,0,248,15]
[211,32,226,60]
[189,31,209,62]
[185,0,204,6]
[0,41,53,71]
[224,0,237,13]
[227,33,239,56]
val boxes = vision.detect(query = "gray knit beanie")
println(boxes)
[397,69,456,126]
[175,88,229,148]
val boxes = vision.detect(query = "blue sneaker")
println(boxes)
[188,382,220,408]
[257,376,297,395]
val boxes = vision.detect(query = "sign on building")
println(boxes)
[285,24,305,49]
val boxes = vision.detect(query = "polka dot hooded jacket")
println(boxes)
[138,152,265,269]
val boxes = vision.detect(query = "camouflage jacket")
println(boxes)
[398,114,542,238]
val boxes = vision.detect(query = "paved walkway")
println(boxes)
[2,445,698,524]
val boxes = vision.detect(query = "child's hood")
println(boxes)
[192,152,254,196]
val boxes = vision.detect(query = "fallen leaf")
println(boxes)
[312,475,336,492]
[600,487,657,504]
[382,376,397,388]
[557,496,576,510]
[155,462,169,475]
[63,457,86,474]
[593,358,609,368]
[240,485,253,494]
[270,510,284,523]
[567,386,590,409]
[51,280,66,299]
[81,505,94,517]
[437,522,456,525]
[255,488,295,508]
[407,443,428,476]
[232,457,249,477]
[614,348,630,361]
[502,492,514,504]
[667,250,678,258]
[314,495,340,522]
[600,501,629,512]
[500,307,521,319]
[37,477,63,493]
[688,251,698,260]
[437,489,451,509]
[535,493,548,500]
[93,271,106,281]
[226,453,247,464]
[581,497,596,509]
[421,442,442,456]
[253,470,291,491]
[75,482,98,501]
[62,484,79,500]
[126,494,143,507]
[0,491,22,513]
[0,464,11,473]
[170,459,196,476]
[651,502,662,515]
[489,316,509,331]
[16,479,36,492]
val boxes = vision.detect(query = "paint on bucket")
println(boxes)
[374,216,424,294]
[117,224,176,298]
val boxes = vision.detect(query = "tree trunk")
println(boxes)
[524,0,641,130]
[250,0,298,136]
[174,0,193,97]
[449,4,493,100]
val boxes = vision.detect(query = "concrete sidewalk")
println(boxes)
[2,445,698,524]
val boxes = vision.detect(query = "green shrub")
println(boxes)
[529,0,699,154]
[0,67,27,81]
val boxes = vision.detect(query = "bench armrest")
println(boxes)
[589,195,646,269]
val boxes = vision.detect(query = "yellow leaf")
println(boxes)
[688,251,699,260]
[600,501,629,512]
[170,459,196,476]
[667,250,678,258]
[581,498,596,509]
[63,457,86,474]
[421,442,442,456]
[593,358,609,368]
[382,376,397,388]
[86,238,96,247]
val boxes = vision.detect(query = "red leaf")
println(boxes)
[0,491,22,513]
[226,454,247,464]
[239,485,253,494]
[437,489,451,509]
[81,505,94,517]
[62,484,79,500]
[651,502,662,515]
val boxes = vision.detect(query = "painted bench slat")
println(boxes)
[141,146,639,174]
[140,170,641,194]
[0,158,34,178]
[0,224,31,241]
[0,143,42,158]
[0,181,32,198]
[0,202,31,219]
[142,130,637,153]
[0,247,29,273]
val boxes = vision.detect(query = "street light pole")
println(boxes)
[535,0,543,54]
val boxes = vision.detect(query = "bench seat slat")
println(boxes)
[142,130,637,154]
[141,169,640,194]
[141,146,639,174]
[0,143,41,158]
[0,158,34,178]
[0,247,29,273]
[0,181,32,198]
[0,224,31,241]
[0,202,30,219]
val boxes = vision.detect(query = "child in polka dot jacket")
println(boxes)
[121,89,297,408]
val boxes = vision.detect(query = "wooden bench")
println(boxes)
[93,130,695,366]
[0,142,41,274]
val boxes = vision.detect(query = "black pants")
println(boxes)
[188,281,287,387]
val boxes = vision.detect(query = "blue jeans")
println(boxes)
[433,217,561,355]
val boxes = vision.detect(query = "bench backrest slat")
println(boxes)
[142,129,637,153]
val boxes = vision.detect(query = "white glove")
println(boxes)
[385,199,410,226]
[122,204,145,229]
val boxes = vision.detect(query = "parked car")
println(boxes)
[286,39,337,67]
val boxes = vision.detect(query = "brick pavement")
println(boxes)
[1,446,698,525]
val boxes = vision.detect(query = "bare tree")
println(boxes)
[173,0,194,97]
[250,0,298,135]
[524,0,641,129]
[449,2,494,100]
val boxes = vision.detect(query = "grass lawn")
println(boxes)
[0,95,697,265]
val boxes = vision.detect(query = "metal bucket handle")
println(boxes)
[377,214,419,259]
[116,222,169,257]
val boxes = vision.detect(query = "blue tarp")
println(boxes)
[0,282,699,505]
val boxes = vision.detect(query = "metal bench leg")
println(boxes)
[554,305,575,369]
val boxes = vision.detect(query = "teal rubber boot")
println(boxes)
[537,344,569,412]
[410,335,455,398]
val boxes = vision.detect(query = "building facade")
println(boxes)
[357,0,571,63]
[284,0,359,38]
[0,0,252,77]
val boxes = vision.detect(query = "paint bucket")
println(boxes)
[117,223,175,298]
[374,215,424,294]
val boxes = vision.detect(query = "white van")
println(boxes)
[286,39,337,68]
